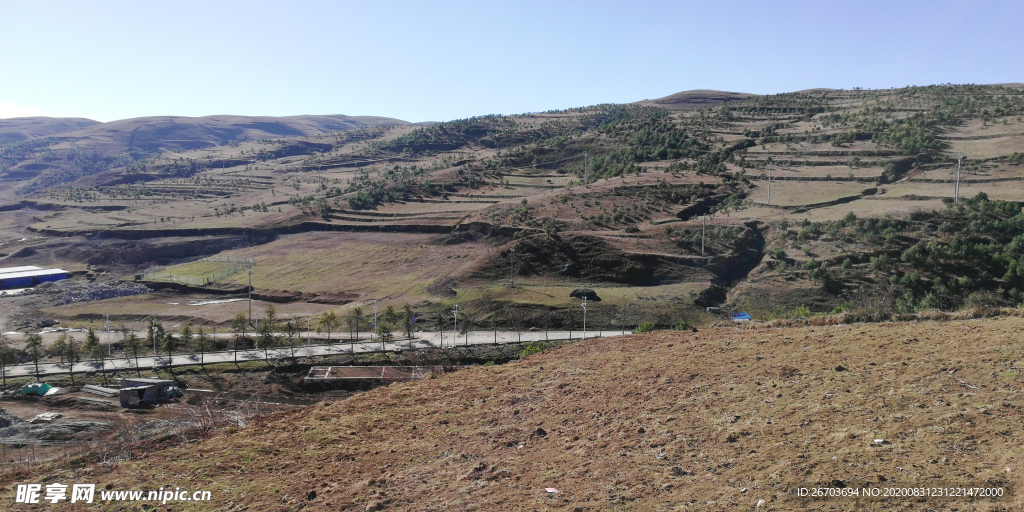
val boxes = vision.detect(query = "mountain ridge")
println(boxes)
[0,117,101,144]
[0,114,412,150]
[636,88,759,109]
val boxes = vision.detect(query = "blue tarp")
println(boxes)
[21,382,53,396]
[730,312,752,321]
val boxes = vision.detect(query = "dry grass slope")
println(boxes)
[6,316,1024,511]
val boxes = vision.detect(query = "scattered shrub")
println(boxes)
[519,342,551,358]
[633,322,656,334]
[673,320,694,332]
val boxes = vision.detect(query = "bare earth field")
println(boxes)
[881,181,1024,202]
[748,181,871,207]
[40,292,340,327]
[5,315,1023,511]
[728,198,950,224]
[213,232,497,301]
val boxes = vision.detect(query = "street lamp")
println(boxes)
[452,304,460,347]
[372,300,378,342]
[247,266,253,326]
[150,317,156,372]
[105,314,110,356]
[581,297,587,340]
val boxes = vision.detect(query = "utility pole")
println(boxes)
[105,314,110,356]
[584,151,588,185]
[701,215,706,256]
[581,297,587,340]
[766,166,772,206]
[307,316,311,346]
[954,151,965,203]
[509,247,516,288]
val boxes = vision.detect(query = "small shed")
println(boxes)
[118,378,181,407]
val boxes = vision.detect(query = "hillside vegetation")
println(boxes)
[1,85,1024,331]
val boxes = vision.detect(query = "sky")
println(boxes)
[0,0,1021,123]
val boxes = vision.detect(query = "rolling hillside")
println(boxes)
[1,84,1023,334]
[0,114,412,193]
[61,114,415,154]
[637,89,759,109]
[0,117,100,144]
[2,84,1024,511]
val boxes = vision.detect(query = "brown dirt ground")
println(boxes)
[4,316,1024,510]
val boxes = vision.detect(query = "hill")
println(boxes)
[61,114,414,155]
[1,83,1024,511]
[0,114,411,193]
[6,316,1022,510]
[1,83,1023,336]
[637,89,759,109]
[0,116,99,144]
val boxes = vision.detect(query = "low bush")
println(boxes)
[633,322,656,334]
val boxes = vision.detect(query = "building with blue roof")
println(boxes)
[0,266,68,289]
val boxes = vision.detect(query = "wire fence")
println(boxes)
[141,256,254,286]
[203,256,255,266]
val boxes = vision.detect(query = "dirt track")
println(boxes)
[4,316,1024,510]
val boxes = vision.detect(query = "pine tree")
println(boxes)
[123,332,144,376]
[83,327,103,360]
[23,332,44,381]
[403,304,414,339]
[318,311,340,343]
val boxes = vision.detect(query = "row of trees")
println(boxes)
[0,300,533,385]
[2,327,135,385]
[0,302,428,383]
[310,304,415,346]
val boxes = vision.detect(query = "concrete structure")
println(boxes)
[304,366,445,384]
[0,267,68,290]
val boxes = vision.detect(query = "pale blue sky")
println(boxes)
[1,0,1020,122]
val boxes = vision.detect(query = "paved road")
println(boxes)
[1,330,628,379]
